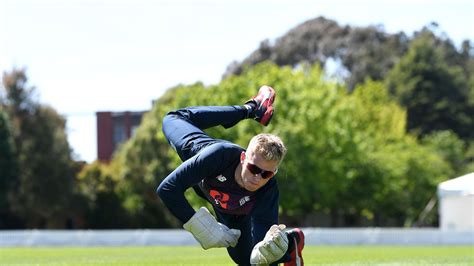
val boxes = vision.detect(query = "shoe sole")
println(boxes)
[259,87,275,126]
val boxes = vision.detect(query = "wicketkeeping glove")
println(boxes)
[183,207,241,250]
[250,224,289,265]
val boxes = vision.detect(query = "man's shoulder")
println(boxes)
[206,141,245,153]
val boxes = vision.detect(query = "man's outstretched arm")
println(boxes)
[156,144,241,248]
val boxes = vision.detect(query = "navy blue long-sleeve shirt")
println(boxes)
[156,141,280,244]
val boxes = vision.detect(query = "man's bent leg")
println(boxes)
[162,106,248,161]
[168,105,248,130]
[213,210,253,265]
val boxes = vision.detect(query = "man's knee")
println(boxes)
[162,112,178,129]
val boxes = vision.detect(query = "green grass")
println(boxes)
[0,246,473,265]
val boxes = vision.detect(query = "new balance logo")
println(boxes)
[216,175,227,182]
[239,196,250,206]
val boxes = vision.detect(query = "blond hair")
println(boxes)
[248,133,287,163]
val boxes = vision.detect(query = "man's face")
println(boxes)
[239,149,279,192]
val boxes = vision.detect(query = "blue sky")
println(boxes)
[1,0,473,162]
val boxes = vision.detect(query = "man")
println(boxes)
[157,86,305,265]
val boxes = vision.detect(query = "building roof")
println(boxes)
[437,172,474,198]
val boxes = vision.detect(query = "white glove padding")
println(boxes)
[183,207,241,250]
[250,224,289,265]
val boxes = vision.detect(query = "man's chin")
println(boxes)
[245,183,259,192]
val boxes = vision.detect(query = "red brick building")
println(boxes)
[96,111,146,161]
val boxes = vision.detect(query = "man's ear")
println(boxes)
[240,151,245,163]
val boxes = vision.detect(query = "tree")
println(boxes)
[0,109,20,228]
[0,109,16,194]
[223,16,409,90]
[224,17,473,103]
[1,69,76,228]
[422,131,471,177]
[76,161,133,228]
[385,32,472,139]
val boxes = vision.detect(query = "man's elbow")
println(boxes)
[156,182,167,200]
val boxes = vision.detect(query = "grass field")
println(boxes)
[1,246,473,265]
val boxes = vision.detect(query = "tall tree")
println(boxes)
[1,69,76,228]
[223,16,409,90]
[76,161,133,229]
[224,17,472,100]
[385,32,472,139]
[0,109,20,228]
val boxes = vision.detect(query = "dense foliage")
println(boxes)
[0,109,18,228]
[386,32,473,139]
[0,69,78,228]
[226,17,473,142]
